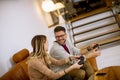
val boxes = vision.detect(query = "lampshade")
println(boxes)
[42,1,65,24]
[54,2,65,10]
[42,0,55,12]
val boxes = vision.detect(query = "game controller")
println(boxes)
[78,56,84,65]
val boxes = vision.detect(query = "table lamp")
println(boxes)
[42,0,65,24]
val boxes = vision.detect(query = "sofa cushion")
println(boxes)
[13,49,29,63]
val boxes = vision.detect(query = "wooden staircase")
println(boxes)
[69,7,120,49]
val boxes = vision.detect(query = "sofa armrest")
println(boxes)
[1,49,30,80]
[80,47,98,72]
[87,57,98,72]
[0,59,29,80]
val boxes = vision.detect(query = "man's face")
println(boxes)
[55,31,67,45]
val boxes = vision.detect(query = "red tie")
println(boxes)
[62,44,70,54]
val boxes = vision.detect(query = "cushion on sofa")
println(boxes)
[13,48,29,63]
[0,48,30,80]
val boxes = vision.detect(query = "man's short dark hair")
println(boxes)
[54,26,66,33]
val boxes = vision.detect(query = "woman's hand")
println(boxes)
[70,60,83,69]
[64,60,83,75]
[69,55,82,60]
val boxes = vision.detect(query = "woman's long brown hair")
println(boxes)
[31,35,51,65]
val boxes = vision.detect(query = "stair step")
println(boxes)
[72,15,114,30]
[80,36,120,49]
[73,22,117,36]
[70,7,112,23]
[99,36,120,46]
[74,28,120,44]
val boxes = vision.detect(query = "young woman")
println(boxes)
[27,35,83,80]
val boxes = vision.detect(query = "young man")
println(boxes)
[50,26,100,80]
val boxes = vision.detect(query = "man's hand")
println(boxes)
[92,48,101,57]
[87,43,99,51]
[86,47,101,59]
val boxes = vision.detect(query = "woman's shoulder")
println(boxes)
[27,57,40,64]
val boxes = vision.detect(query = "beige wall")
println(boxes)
[0,0,50,76]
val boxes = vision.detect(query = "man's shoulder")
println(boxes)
[51,41,62,48]
[50,42,62,54]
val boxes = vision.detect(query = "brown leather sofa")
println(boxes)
[0,48,98,80]
[0,49,30,80]
[94,66,120,80]
[88,57,98,72]
[80,47,98,72]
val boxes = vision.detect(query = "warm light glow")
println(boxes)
[42,1,65,24]
[42,0,55,12]
[54,2,65,10]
